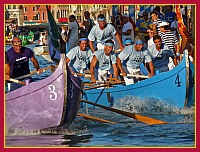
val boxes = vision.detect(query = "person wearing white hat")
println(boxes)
[158,21,180,69]
[158,21,180,56]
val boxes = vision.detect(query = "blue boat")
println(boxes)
[45,6,194,110]
[82,50,195,109]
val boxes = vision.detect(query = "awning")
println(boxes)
[5,18,17,23]
[24,21,37,25]
[58,17,68,23]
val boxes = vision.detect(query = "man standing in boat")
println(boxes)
[90,39,120,83]
[148,35,178,74]
[88,14,124,52]
[66,37,93,74]
[116,35,154,83]
[6,36,43,91]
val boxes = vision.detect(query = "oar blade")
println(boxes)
[134,114,167,125]
[81,99,167,125]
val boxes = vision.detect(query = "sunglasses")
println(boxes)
[12,41,22,46]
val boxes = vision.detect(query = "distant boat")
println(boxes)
[82,50,195,109]
[33,45,53,62]
[6,54,83,131]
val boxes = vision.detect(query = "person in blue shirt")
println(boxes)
[66,37,93,74]
[90,39,120,83]
[6,36,43,91]
[148,35,178,74]
[165,5,176,26]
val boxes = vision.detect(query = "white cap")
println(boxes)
[157,21,169,27]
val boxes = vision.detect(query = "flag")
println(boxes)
[46,5,66,62]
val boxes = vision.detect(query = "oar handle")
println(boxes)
[121,73,149,79]
[9,78,26,85]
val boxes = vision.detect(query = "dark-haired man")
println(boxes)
[90,39,120,83]
[88,14,124,52]
[6,36,42,91]
[66,37,93,74]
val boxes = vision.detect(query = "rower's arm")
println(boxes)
[5,63,10,80]
[30,55,42,73]
[148,61,155,77]
[89,40,95,53]
[116,57,126,76]
[112,63,120,81]
[115,33,124,51]
[66,57,75,75]
[90,56,97,83]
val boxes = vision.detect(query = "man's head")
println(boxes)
[104,39,114,55]
[84,11,90,19]
[122,14,129,24]
[142,12,148,21]
[12,37,22,53]
[69,15,76,22]
[79,37,88,51]
[97,14,106,29]
[134,35,144,51]
[150,10,159,21]
[153,35,162,48]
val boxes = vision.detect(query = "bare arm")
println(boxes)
[112,63,120,82]
[5,63,10,80]
[66,57,75,75]
[148,61,155,77]
[116,57,126,76]
[90,56,98,83]
[175,43,180,60]
[152,24,157,35]
[89,40,95,53]
[30,55,42,73]
[115,32,124,51]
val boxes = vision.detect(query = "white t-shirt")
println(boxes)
[122,22,134,43]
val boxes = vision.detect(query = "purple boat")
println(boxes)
[6,54,83,131]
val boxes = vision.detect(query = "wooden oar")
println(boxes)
[84,81,124,90]
[81,99,167,125]
[121,74,149,79]
[15,65,58,80]
[9,78,26,85]
[77,113,116,124]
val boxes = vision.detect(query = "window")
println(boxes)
[42,12,45,20]
[13,5,16,9]
[33,7,36,12]
[24,16,27,21]
[37,12,40,20]
[24,7,27,12]
[33,16,37,20]
[8,5,11,9]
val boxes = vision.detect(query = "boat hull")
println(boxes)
[6,55,83,131]
[82,51,194,109]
